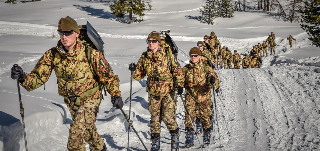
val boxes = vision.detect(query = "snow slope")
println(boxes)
[0,0,319,150]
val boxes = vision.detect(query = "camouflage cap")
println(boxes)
[147,31,161,42]
[58,16,80,34]
[189,47,201,55]
[197,41,205,46]
[210,31,216,36]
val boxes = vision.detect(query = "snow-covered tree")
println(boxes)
[220,0,234,18]
[200,0,220,25]
[110,0,146,23]
[300,0,320,47]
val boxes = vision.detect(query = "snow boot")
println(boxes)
[184,128,194,148]
[151,133,160,151]
[195,118,202,134]
[170,128,179,150]
[203,128,211,145]
[101,143,107,151]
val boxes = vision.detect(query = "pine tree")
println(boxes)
[200,0,219,25]
[110,0,145,23]
[220,0,234,18]
[300,0,320,47]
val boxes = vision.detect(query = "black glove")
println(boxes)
[11,64,27,83]
[177,86,183,95]
[128,63,136,72]
[210,75,215,85]
[111,95,123,109]
[215,88,220,93]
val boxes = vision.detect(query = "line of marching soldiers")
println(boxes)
[197,31,282,69]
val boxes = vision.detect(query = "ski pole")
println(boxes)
[120,108,148,151]
[14,65,28,151]
[127,68,133,151]
[178,94,203,150]
[213,89,223,148]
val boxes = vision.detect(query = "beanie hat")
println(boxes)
[204,35,209,39]
[189,47,201,55]
[197,41,205,46]
[234,50,237,52]
[147,31,161,42]
[58,16,80,34]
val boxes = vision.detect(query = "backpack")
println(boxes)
[50,22,107,98]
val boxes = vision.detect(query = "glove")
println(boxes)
[215,88,220,93]
[128,63,136,72]
[111,95,123,109]
[177,86,183,95]
[11,64,27,83]
[210,75,215,85]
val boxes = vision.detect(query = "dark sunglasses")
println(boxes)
[58,30,74,36]
[147,40,158,44]
[190,54,199,58]
[198,45,203,48]
[204,38,208,40]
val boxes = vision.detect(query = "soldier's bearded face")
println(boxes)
[190,54,200,64]
[59,29,79,50]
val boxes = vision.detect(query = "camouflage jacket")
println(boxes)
[133,46,184,96]
[242,56,251,67]
[270,40,276,47]
[21,38,121,98]
[220,49,227,59]
[250,56,262,68]
[201,48,214,64]
[262,43,268,48]
[183,60,219,97]
[226,50,233,60]
[233,54,242,63]
[209,38,220,49]
[287,36,295,41]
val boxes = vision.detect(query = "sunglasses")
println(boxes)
[58,30,74,36]
[147,40,158,44]
[190,54,199,58]
[198,45,203,48]
[204,38,208,40]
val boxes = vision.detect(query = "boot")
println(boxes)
[184,128,194,148]
[195,118,202,134]
[170,128,179,150]
[203,128,211,145]
[151,133,160,151]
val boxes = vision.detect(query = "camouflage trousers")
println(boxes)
[262,48,267,56]
[234,62,240,69]
[270,47,275,54]
[66,90,104,151]
[227,59,232,69]
[220,59,227,69]
[148,91,178,134]
[289,41,293,47]
[184,90,212,130]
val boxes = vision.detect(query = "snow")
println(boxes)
[0,0,319,151]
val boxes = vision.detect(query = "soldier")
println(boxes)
[226,47,233,69]
[250,45,258,56]
[10,16,123,151]
[269,38,276,55]
[242,53,251,69]
[262,41,268,56]
[287,35,296,48]
[250,52,262,68]
[130,31,184,151]
[183,47,220,148]
[219,46,227,69]
[209,31,221,50]
[271,32,276,40]
[257,43,263,56]
[198,41,214,65]
[233,50,242,69]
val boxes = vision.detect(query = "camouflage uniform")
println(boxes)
[258,43,263,56]
[250,46,258,57]
[198,41,214,65]
[287,35,296,48]
[249,55,262,68]
[262,41,268,56]
[183,60,219,131]
[226,50,233,69]
[242,54,251,69]
[21,38,121,151]
[269,40,276,55]
[219,47,227,69]
[233,51,242,69]
[132,46,184,134]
